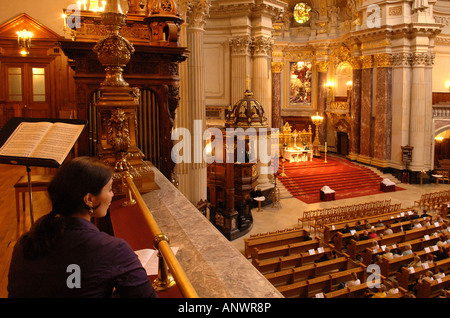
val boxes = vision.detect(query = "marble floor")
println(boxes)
[230,171,450,255]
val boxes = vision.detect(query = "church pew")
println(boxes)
[264,256,350,287]
[277,266,366,298]
[252,247,332,274]
[244,228,309,258]
[333,220,413,252]
[251,238,320,261]
[416,275,450,298]
[376,243,448,278]
[323,207,413,244]
[347,224,444,260]
[396,258,450,289]
[347,231,404,260]
[361,234,441,265]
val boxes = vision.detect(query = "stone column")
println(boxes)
[252,36,273,127]
[349,57,362,160]
[409,52,434,172]
[174,0,190,193]
[358,55,374,165]
[372,53,393,168]
[271,55,283,129]
[176,0,210,204]
[229,36,252,105]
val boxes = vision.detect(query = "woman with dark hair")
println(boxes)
[8,157,157,298]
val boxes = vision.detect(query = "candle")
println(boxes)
[325,142,327,151]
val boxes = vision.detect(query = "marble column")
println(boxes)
[316,61,328,145]
[391,53,412,170]
[358,55,374,165]
[271,61,283,129]
[229,36,252,105]
[409,52,434,171]
[252,36,273,127]
[372,53,393,168]
[349,58,362,160]
[176,0,210,205]
[174,0,190,192]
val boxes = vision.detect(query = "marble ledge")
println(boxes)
[141,166,283,298]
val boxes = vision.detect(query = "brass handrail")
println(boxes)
[122,172,199,298]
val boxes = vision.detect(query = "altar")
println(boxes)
[284,147,313,162]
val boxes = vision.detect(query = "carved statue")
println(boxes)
[328,6,340,27]
[412,0,429,12]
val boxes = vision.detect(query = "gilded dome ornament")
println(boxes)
[225,78,267,128]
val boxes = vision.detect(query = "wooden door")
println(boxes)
[3,62,51,119]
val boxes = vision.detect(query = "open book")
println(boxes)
[0,121,84,165]
[135,247,179,276]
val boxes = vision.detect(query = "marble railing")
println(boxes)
[140,165,283,298]
[433,105,450,118]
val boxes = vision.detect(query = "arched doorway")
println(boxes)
[434,128,450,169]
[335,118,351,157]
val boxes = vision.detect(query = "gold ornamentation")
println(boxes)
[271,62,283,73]
[361,55,374,69]
[375,53,393,68]
[317,61,329,72]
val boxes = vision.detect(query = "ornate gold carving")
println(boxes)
[361,55,374,69]
[271,62,284,73]
[93,12,134,87]
[361,39,392,50]
[316,61,329,72]
[331,101,350,110]
[348,56,362,69]
[375,53,393,68]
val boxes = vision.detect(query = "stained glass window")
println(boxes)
[293,3,311,24]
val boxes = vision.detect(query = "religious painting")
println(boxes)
[289,61,312,105]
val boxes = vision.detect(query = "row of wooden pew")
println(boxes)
[245,200,450,297]
[244,227,311,259]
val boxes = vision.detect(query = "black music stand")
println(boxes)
[0,117,87,224]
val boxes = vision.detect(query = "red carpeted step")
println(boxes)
[277,156,404,204]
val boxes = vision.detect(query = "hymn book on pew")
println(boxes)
[0,121,84,166]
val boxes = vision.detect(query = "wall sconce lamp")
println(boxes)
[435,136,444,142]
[446,81,450,91]
[16,29,33,55]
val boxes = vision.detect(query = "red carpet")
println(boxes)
[277,156,404,204]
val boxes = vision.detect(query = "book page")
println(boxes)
[0,122,53,158]
[135,247,179,276]
[30,122,84,165]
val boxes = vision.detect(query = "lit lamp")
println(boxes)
[16,29,33,55]
[346,80,353,101]
[311,112,323,157]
